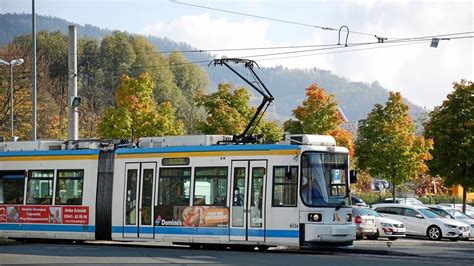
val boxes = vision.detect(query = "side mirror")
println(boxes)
[350,170,358,184]
[415,214,423,219]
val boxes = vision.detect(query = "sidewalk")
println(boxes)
[347,238,474,260]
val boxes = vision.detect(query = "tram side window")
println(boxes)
[194,167,228,206]
[55,170,84,205]
[27,170,54,205]
[0,171,26,204]
[272,166,298,207]
[158,168,191,206]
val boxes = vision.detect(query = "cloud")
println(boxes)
[142,14,334,70]
[142,13,271,57]
[142,1,472,109]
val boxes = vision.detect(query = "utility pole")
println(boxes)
[32,0,37,141]
[68,25,79,140]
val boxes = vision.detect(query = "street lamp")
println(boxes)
[0,58,25,141]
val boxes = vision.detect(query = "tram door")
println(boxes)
[230,160,267,242]
[123,162,156,239]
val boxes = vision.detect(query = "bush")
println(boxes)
[417,195,464,205]
[354,191,391,206]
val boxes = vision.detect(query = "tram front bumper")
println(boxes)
[304,223,356,243]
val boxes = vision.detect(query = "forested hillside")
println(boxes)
[0,13,426,123]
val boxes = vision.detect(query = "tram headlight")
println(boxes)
[308,213,322,222]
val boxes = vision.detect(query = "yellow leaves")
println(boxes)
[285,83,342,135]
[98,74,183,140]
[330,128,355,158]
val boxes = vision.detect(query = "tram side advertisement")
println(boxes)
[0,205,89,224]
[155,206,228,227]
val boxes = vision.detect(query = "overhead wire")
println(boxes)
[170,0,377,37]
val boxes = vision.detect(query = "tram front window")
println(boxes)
[300,152,349,207]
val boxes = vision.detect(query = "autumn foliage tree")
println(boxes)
[98,73,184,140]
[284,84,342,134]
[424,80,473,212]
[196,83,283,143]
[283,83,354,156]
[355,92,433,200]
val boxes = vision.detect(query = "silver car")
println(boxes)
[352,207,377,239]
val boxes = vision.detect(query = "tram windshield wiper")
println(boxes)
[210,58,274,144]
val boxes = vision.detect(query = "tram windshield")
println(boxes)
[300,152,349,207]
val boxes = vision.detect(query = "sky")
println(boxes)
[1,0,473,109]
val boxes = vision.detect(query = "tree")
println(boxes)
[283,83,354,154]
[97,73,184,140]
[284,84,342,134]
[196,83,283,143]
[0,36,66,140]
[168,51,208,134]
[329,128,355,158]
[424,80,473,212]
[355,92,432,201]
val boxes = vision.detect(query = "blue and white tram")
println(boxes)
[0,135,356,248]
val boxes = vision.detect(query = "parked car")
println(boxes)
[372,179,389,191]
[374,197,423,206]
[365,208,406,240]
[426,205,474,239]
[372,204,470,241]
[438,203,474,217]
[352,207,377,239]
[351,194,367,207]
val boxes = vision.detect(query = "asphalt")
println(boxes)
[1,237,473,261]
[84,237,474,261]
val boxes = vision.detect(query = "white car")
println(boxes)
[374,197,423,205]
[438,203,474,217]
[365,208,406,240]
[427,205,474,239]
[373,204,470,240]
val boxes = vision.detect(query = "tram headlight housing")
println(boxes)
[308,213,322,222]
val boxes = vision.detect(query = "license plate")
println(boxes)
[366,219,374,224]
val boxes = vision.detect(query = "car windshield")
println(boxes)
[452,209,471,219]
[366,209,382,217]
[418,208,441,218]
[354,207,375,216]
[430,208,453,218]
[300,152,349,207]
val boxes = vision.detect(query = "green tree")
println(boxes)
[97,73,184,140]
[424,80,474,212]
[196,83,283,143]
[283,84,342,134]
[168,51,209,134]
[355,92,432,201]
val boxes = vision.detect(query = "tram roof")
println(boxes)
[115,144,299,155]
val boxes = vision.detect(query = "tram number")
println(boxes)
[289,223,299,229]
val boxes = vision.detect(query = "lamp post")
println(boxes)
[0,58,25,141]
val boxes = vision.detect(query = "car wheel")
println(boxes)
[427,225,442,241]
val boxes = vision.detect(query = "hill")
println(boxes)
[0,13,427,122]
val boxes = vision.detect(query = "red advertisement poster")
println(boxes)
[62,206,89,224]
[18,206,50,223]
[0,206,6,223]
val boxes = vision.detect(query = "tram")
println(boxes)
[0,134,356,249]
